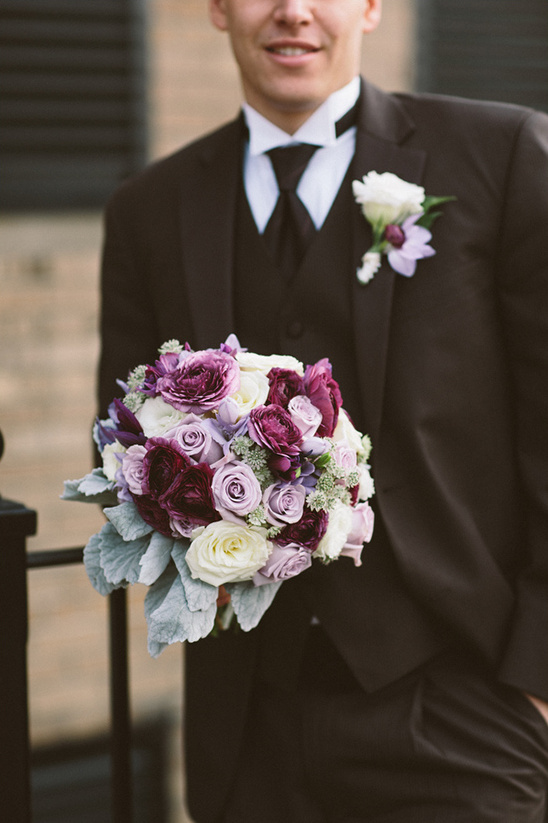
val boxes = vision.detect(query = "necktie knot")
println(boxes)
[267,143,319,193]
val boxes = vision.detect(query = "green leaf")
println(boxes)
[104,502,154,541]
[225,580,282,631]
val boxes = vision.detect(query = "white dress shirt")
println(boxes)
[243,76,360,233]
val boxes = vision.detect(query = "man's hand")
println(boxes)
[524,693,548,725]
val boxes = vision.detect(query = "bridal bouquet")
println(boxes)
[63,336,375,656]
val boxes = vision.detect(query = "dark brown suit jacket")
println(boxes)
[99,81,548,822]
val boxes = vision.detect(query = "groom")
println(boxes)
[99,1,548,820]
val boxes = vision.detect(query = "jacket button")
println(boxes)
[286,320,303,338]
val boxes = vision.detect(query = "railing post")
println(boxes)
[110,587,133,823]
[0,495,37,823]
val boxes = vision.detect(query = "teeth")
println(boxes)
[274,47,309,56]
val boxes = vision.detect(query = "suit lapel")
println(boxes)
[179,118,243,349]
[351,82,427,447]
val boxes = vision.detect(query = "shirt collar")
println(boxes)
[243,76,360,157]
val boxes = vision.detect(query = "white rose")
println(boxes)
[135,396,186,437]
[357,464,375,501]
[228,369,270,418]
[185,521,272,586]
[352,172,425,226]
[333,410,366,455]
[236,351,304,376]
[102,440,126,482]
[314,501,353,563]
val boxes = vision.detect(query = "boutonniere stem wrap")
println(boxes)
[352,171,455,284]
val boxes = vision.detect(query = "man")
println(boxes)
[99,1,548,820]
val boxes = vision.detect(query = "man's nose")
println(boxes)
[273,0,314,26]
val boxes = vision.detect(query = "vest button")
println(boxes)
[286,320,303,338]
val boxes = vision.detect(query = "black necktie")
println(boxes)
[262,102,359,281]
[263,142,319,281]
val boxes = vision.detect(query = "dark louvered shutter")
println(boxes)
[415,0,548,113]
[0,0,147,212]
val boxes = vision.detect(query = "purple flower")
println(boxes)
[120,444,147,495]
[303,359,342,438]
[156,350,240,413]
[164,414,223,465]
[340,502,375,566]
[135,495,172,537]
[287,395,322,439]
[98,399,146,449]
[266,368,305,408]
[212,460,262,520]
[263,482,307,527]
[142,438,190,497]
[141,352,181,396]
[248,405,303,456]
[386,215,436,277]
[160,463,219,528]
[277,506,329,551]
[253,543,312,587]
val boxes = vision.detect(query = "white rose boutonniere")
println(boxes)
[352,171,455,284]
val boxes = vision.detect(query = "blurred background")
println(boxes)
[0,1,546,820]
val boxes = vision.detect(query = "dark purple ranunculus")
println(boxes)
[277,506,329,551]
[160,463,219,528]
[248,405,303,456]
[156,350,240,413]
[135,494,172,537]
[266,368,305,409]
[141,438,190,497]
[303,359,343,438]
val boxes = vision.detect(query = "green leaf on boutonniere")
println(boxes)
[417,195,457,230]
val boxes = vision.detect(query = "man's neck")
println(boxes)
[243,77,361,138]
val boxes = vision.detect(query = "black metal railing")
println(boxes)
[0,448,133,822]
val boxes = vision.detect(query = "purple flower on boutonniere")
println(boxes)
[352,171,454,285]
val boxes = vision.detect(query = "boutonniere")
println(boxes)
[352,171,455,285]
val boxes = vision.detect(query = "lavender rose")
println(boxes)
[304,358,343,438]
[253,543,312,586]
[120,444,147,495]
[266,368,305,408]
[212,461,262,520]
[340,502,375,566]
[248,405,303,456]
[157,350,240,413]
[164,414,223,464]
[277,506,329,551]
[288,395,322,439]
[263,482,306,527]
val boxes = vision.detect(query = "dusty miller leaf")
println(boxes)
[104,502,153,541]
[147,573,216,646]
[138,532,176,586]
[83,529,119,596]
[225,580,282,631]
[99,521,151,585]
[171,541,218,613]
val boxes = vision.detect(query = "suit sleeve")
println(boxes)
[495,109,548,700]
[98,191,162,419]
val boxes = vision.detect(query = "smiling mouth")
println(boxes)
[266,46,318,56]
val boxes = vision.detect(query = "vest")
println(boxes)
[232,161,445,692]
